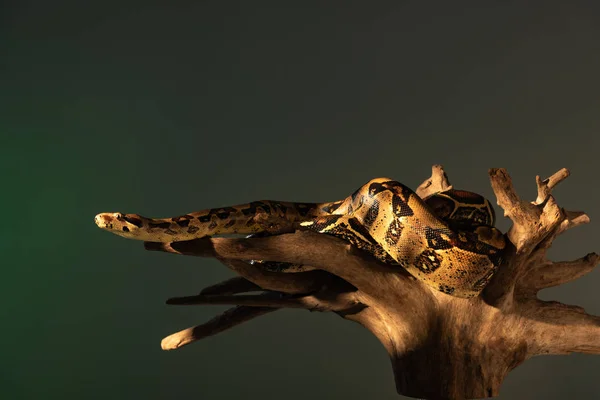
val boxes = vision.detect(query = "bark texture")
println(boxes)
[138,165,598,400]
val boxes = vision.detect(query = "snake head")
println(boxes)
[94,212,145,238]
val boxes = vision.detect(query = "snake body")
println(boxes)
[95,177,505,298]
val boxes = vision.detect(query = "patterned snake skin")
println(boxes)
[95,177,505,298]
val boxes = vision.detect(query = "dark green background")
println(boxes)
[3,1,600,399]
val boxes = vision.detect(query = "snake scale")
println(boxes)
[95,177,506,298]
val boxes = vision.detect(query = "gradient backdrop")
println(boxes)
[3,2,600,399]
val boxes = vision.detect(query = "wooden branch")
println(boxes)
[489,168,563,253]
[144,232,413,298]
[161,306,276,350]
[522,252,600,291]
[533,168,570,205]
[415,164,453,198]
[200,276,261,295]
[484,168,576,308]
[98,165,599,399]
[552,321,600,355]
[522,299,600,355]
[166,291,359,312]
[215,257,337,294]
[526,210,590,265]
[558,209,591,233]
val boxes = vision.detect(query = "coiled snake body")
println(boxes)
[95,177,505,298]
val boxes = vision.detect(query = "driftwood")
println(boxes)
[140,166,599,400]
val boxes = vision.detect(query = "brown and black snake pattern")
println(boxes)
[95,177,505,298]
